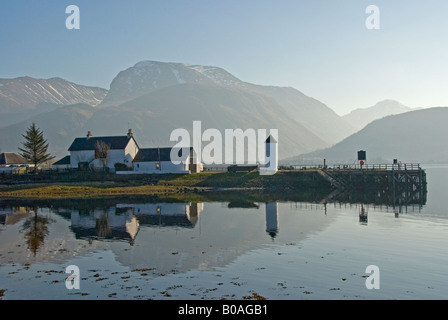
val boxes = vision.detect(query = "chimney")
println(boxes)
[127,128,133,138]
[86,131,92,139]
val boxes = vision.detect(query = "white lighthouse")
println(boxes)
[259,134,278,175]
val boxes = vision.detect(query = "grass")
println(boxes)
[0,170,329,200]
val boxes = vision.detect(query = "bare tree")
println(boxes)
[94,140,110,171]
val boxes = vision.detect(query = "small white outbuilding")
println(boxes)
[132,147,202,174]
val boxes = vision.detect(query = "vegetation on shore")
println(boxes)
[0,170,329,200]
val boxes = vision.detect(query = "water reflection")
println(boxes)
[266,202,279,239]
[67,202,204,245]
[0,206,55,255]
[119,202,203,228]
[21,208,55,255]
[0,206,31,225]
[0,182,431,272]
[359,204,368,225]
[70,208,140,245]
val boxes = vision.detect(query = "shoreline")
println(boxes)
[0,171,329,200]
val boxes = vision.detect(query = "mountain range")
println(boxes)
[0,61,356,160]
[0,76,106,128]
[0,60,446,165]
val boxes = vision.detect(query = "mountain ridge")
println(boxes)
[100,60,356,145]
[343,99,416,130]
[0,76,107,128]
[285,107,448,164]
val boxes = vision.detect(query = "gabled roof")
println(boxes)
[133,147,193,162]
[265,135,277,143]
[68,136,137,151]
[0,152,30,165]
[53,155,71,165]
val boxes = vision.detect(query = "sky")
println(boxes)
[1,0,447,115]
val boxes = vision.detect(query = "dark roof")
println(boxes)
[0,152,30,165]
[135,214,195,228]
[265,135,277,143]
[68,136,136,151]
[53,155,71,165]
[133,147,193,162]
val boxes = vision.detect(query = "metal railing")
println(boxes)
[284,163,422,171]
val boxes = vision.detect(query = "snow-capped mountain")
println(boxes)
[100,60,356,145]
[0,76,107,127]
[0,76,106,110]
[100,61,246,106]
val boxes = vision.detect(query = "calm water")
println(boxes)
[0,166,447,300]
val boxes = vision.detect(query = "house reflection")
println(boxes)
[118,202,203,229]
[70,208,140,245]
[69,203,203,245]
[0,206,32,225]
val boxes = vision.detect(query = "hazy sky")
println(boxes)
[1,0,447,115]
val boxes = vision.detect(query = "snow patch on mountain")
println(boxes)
[101,60,248,106]
[0,77,107,112]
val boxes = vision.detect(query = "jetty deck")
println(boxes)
[290,163,427,208]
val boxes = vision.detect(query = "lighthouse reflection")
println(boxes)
[266,202,279,239]
[227,202,280,239]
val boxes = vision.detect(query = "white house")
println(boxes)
[131,147,202,174]
[0,152,33,174]
[68,129,139,171]
[0,152,32,167]
[52,155,71,171]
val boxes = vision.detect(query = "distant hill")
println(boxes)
[0,76,107,128]
[285,107,448,164]
[0,104,95,159]
[0,61,358,161]
[343,100,416,131]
